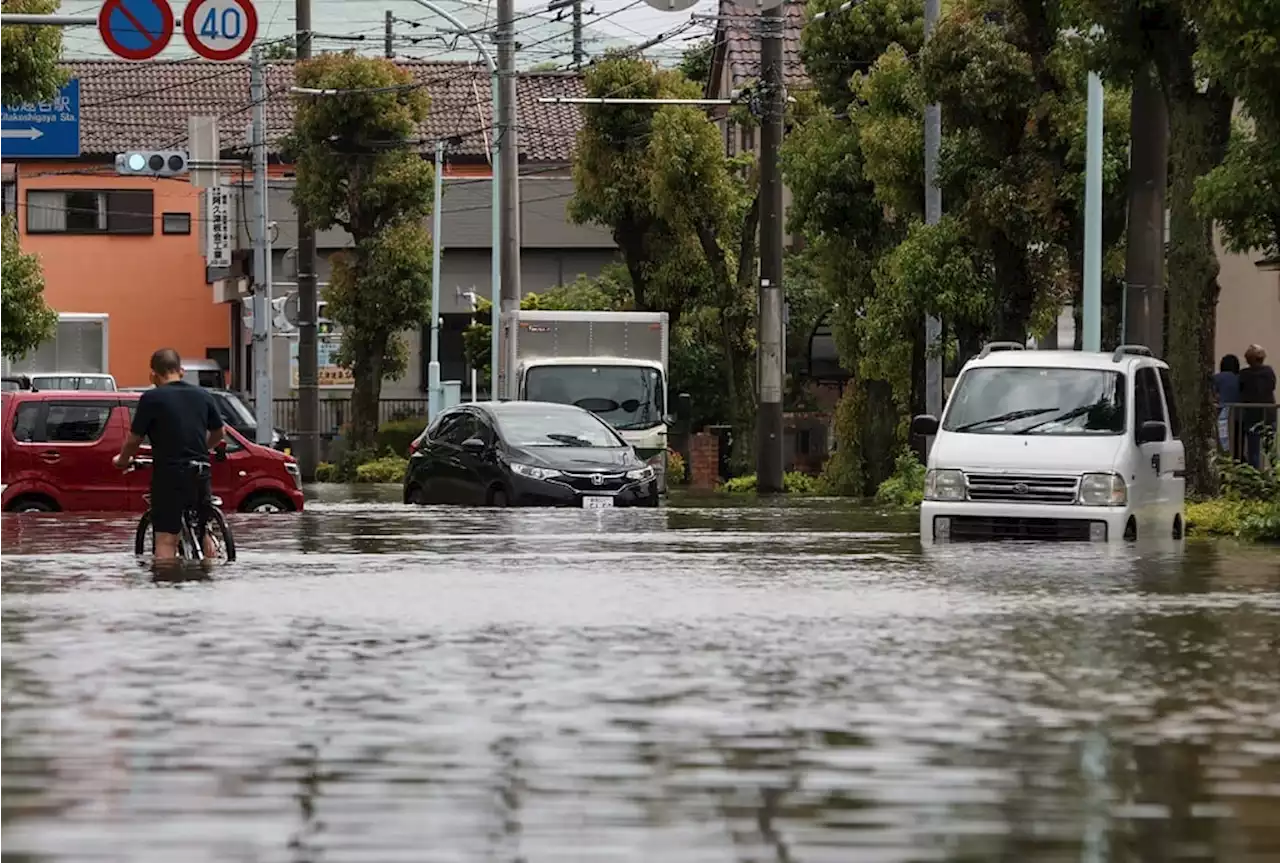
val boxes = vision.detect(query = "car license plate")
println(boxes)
[582,496,614,509]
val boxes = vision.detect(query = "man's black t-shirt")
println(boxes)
[131,381,224,468]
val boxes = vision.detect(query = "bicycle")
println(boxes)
[127,457,237,562]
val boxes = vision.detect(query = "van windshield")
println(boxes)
[943,367,1126,435]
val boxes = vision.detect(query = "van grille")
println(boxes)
[944,516,1099,542]
[964,473,1079,504]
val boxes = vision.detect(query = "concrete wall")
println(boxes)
[1214,236,1280,363]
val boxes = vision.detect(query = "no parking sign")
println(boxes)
[183,0,258,61]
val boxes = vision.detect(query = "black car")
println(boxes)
[403,401,660,508]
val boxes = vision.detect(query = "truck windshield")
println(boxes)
[943,367,1126,435]
[524,365,664,430]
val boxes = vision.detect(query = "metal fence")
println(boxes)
[259,398,430,436]
[1221,402,1278,471]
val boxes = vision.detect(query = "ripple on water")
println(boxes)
[2,496,1279,862]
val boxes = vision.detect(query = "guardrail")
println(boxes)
[1221,402,1278,470]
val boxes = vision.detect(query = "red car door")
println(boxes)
[38,397,129,511]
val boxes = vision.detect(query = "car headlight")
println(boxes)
[626,465,656,481]
[284,462,302,489]
[1079,472,1127,506]
[925,469,965,501]
[511,463,561,481]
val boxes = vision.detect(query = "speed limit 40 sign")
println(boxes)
[183,0,258,61]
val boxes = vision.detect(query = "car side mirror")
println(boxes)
[461,437,487,454]
[1137,420,1167,444]
[911,414,940,437]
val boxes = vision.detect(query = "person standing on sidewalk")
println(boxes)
[1212,354,1241,453]
[1238,345,1277,469]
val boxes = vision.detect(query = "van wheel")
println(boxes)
[239,492,295,514]
[7,495,57,513]
[1172,515,1184,540]
[1124,517,1137,542]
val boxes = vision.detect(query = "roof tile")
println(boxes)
[716,0,809,89]
[57,59,586,163]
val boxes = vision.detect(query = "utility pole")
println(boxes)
[296,0,320,479]
[385,10,394,58]
[923,0,943,436]
[250,47,274,446]
[427,140,445,420]
[497,0,522,399]
[1124,63,1167,355]
[755,0,785,494]
[572,0,584,67]
[1083,71,1104,352]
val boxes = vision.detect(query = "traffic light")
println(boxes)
[316,300,335,337]
[115,150,190,177]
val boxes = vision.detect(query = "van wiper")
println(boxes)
[952,407,1057,433]
[1013,402,1105,434]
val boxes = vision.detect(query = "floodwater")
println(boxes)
[2,488,1279,863]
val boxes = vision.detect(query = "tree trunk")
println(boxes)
[992,236,1034,342]
[1164,90,1232,495]
[1124,62,1169,356]
[348,333,389,452]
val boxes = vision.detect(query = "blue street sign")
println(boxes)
[1,79,81,159]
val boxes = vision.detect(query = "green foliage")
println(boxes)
[874,449,925,507]
[1,0,65,105]
[355,454,409,484]
[666,449,687,485]
[262,38,296,60]
[1194,122,1280,261]
[289,54,435,450]
[314,461,337,482]
[376,416,428,457]
[1186,498,1280,541]
[718,472,819,495]
[1,214,57,361]
[570,52,759,460]
[679,38,714,88]
[817,383,899,497]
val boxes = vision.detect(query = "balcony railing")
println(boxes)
[1221,402,1278,471]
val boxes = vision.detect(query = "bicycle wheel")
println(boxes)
[197,506,237,562]
[134,511,155,555]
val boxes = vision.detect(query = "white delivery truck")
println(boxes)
[499,310,672,492]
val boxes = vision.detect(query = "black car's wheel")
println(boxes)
[405,484,427,506]
[489,486,509,507]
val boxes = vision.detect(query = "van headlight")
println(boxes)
[1079,472,1127,506]
[511,463,561,481]
[626,465,655,481]
[925,469,965,501]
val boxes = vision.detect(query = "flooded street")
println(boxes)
[3,489,1279,862]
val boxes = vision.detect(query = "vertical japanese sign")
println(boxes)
[205,185,231,268]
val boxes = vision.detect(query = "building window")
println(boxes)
[25,189,154,235]
[162,211,191,234]
[2,181,14,217]
[2,313,108,375]
[726,121,736,156]
[741,124,755,152]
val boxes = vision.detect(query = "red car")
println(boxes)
[1,390,304,514]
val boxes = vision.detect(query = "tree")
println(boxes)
[289,54,435,450]
[679,38,714,89]
[1193,0,1280,263]
[2,0,65,364]
[1077,0,1235,495]
[2,215,57,361]
[262,38,297,61]
[569,52,760,464]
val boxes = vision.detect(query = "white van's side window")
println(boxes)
[1157,368,1182,439]
[1134,368,1167,439]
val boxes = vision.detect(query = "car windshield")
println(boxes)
[496,408,624,448]
[943,367,1126,435]
[524,365,664,430]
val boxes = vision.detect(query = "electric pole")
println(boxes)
[923,0,943,436]
[250,47,274,446]
[1124,62,1167,355]
[385,10,394,58]
[497,0,522,399]
[296,0,320,479]
[573,0,584,67]
[756,0,785,493]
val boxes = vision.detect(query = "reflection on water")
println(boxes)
[2,492,1279,862]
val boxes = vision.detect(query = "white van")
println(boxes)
[913,343,1186,543]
